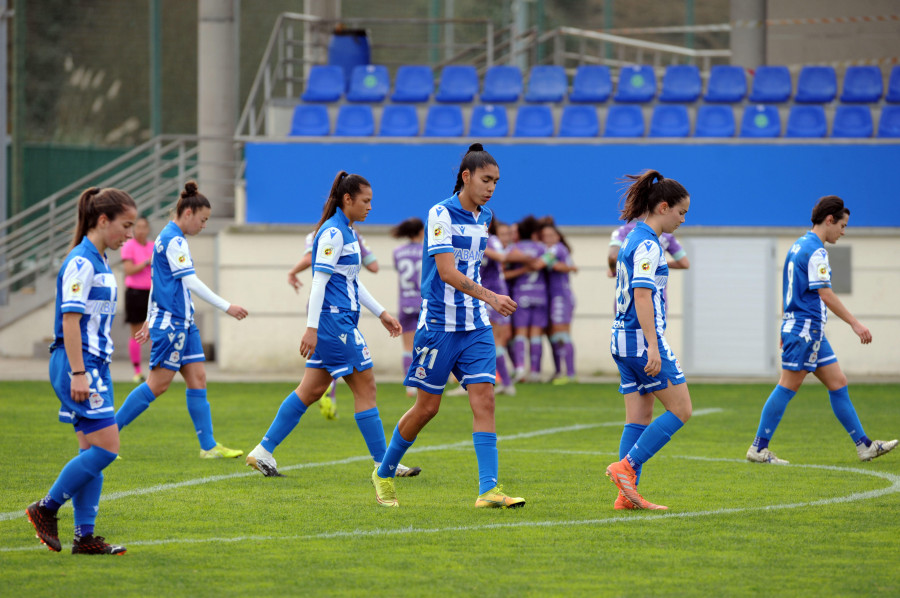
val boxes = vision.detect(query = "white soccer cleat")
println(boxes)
[445,385,468,397]
[746,445,789,464]
[374,461,422,478]
[513,367,526,383]
[245,444,283,477]
[496,385,517,397]
[527,372,542,384]
[857,439,898,462]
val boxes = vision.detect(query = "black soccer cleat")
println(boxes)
[26,501,61,552]
[72,534,127,555]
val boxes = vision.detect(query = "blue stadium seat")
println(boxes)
[289,104,330,136]
[694,105,736,137]
[558,105,599,137]
[435,65,479,103]
[513,105,554,137]
[877,105,900,137]
[614,65,656,103]
[794,66,837,103]
[831,105,873,138]
[469,105,509,137]
[658,65,701,102]
[334,105,374,136]
[481,65,523,103]
[740,104,781,137]
[569,65,612,103]
[704,65,747,102]
[839,66,883,103]
[346,65,390,102]
[391,65,434,102]
[785,105,827,137]
[604,105,645,137]
[379,105,419,137]
[748,66,792,103]
[524,65,567,102]
[423,105,464,136]
[887,66,900,103]
[301,65,345,102]
[649,105,690,137]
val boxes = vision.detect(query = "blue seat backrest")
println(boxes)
[886,66,900,103]
[289,104,330,136]
[469,105,509,137]
[391,65,434,102]
[424,105,465,136]
[379,105,420,137]
[649,104,691,137]
[749,66,792,103]
[301,65,345,102]
[740,104,781,137]
[513,105,554,137]
[785,105,827,137]
[694,105,735,137]
[334,105,375,136]
[481,65,524,103]
[877,105,900,137]
[658,65,701,103]
[794,66,837,103]
[435,65,479,103]
[839,66,883,103]
[569,65,612,103]
[524,65,567,102]
[831,105,873,138]
[704,65,747,102]
[346,65,390,102]
[604,105,645,137]
[614,65,656,103]
[558,105,599,137]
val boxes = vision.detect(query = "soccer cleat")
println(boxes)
[395,463,422,478]
[614,490,667,511]
[513,367,526,383]
[245,444,284,477]
[445,385,468,397]
[132,373,145,384]
[405,386,417,398]
[551,375,576,386]
[200,443,244,459]
[371,467,399,507]
[319,394,337,420]
[26,502,61,552]
[474,485,526,509]
[857,438,898,462]
[527,372,542,384]
[746,445,789,464]
[496,385,517,397]
[605,458,667,510]
[72,534,126,555]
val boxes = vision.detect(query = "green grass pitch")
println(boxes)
[1,379,898,597]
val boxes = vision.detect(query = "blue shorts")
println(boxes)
[150,323,205,371]
[50,348,116,426]
[404,326,496,393]
[307,310,373,379]
[613,343,686,396]
[781,331,837,372]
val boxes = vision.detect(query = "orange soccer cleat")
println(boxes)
[606,458,668,510]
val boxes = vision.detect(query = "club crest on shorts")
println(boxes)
[415,366,427,379]
[89,393,104,409]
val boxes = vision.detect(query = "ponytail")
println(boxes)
[619,169,687,222]
[71,186,137,249]
[314,171,371,235]
[176,180,211,217]
[453,142,498,195]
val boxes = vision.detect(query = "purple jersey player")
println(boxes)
[540,221,578,383]
[480,220,515,394]
[506,215,550,382]
[391,218,425,397]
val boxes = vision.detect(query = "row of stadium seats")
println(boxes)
[302,63,900,105]
[290,102,900,138]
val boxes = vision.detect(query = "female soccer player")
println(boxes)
[481,218,516,395]
[246,172,420,479]
[26,187,136,554]
[120,216,153,382]
[746,196,897,464]
[540,220,578,385]
[605,169,693,511]
[115,181,248,459]
[287,229,380,418]
[391,217,424,398]
[371,143,525,509]
[507,215,549,383]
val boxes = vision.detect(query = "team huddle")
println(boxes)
[26,143,897,554]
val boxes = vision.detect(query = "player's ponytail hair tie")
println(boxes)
[71,186,136,249]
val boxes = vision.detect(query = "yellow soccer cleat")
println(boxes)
[474,485,525,509]
[199,443,244,459]
[371,467,399,507]
[319,394,337,420]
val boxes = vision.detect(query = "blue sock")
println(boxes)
[377,425,415,478]
[473,432,499,494]
[829,386,867,445]
[261,391,307,453]
[753,385,796,449]
[186,388,216,451]
[626,411,684,468]
[619,423,647,485]
[354,407,387,463]
[48,446,117,506]
[116,382,156,429]
[72,447,102,539]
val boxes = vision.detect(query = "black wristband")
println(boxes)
[71,370,86,376]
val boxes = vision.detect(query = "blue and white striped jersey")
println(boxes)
[419,193,491,332]
[610,222,670,357]
[52,237,118,362]
[781,231,831,339]
[148,221,196,330]
[312,208,362,312]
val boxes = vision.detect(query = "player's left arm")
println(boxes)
[818,287,872,344]
[357,279,400,337]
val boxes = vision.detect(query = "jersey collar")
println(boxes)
[78,236,104,259]
[334,207,351,228]
[635,220,659,240]
[450,192,482,222]
[169,220,185,236]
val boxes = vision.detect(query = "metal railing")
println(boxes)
[0,136,238,319]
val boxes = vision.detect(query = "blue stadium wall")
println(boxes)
[245,142,900,227]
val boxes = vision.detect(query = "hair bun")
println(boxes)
[183,180,199,197]
[467,142,484,153]
[85,187,102,197]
